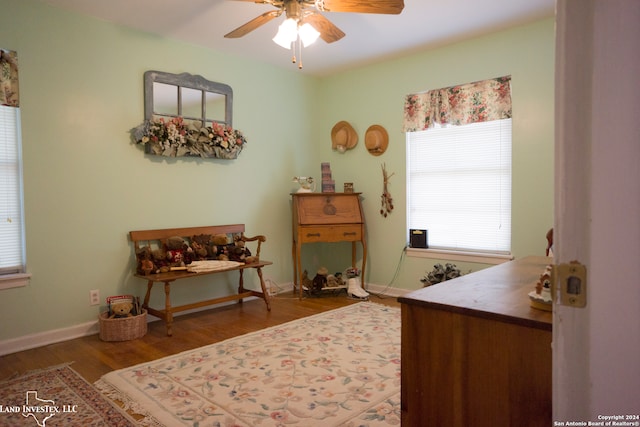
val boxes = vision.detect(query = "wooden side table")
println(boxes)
[291,192,367,299]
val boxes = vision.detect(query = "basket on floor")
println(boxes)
[99,309,147,341]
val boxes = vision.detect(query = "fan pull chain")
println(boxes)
[286,37,304,70]
[290,40,297,65]
[289,38,303,69]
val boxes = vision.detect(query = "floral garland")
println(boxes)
[131,117,247,159]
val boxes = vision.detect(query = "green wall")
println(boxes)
[0,0,554,343]
[313,18,555,289]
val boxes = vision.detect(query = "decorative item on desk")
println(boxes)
[528,265,553,311]
[344,182,354,193]
[292,176,315,193]
[380,163,394,217]
[322,181,336,193]
[321,162,332,180]
[321,162,336,193]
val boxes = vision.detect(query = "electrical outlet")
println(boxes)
[89,289,100,306]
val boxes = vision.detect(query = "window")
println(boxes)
[406,119,512,254]
[403,76,512,259]
[1,48,28,288]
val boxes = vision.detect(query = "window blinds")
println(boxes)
[0,105,25,273]
[407,119,512,253]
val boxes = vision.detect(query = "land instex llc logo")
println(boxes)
[0,391,78,427]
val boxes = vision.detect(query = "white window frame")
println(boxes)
[406,119,513,265]
[0,104,29,289]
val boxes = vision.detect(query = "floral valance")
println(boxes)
[0,49,19,108]
[402,76,512,132]
[131,116,247,159]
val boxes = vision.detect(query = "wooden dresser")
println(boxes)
[398,256,552,427]
[291,192,367,299]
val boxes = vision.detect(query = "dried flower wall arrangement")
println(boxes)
[380,163,394,217]
[131,117,247,159]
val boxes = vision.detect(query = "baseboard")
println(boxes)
[0,281,412,356]
[0,299,247,356]
[365,282,411,298]
[0,320,100,356]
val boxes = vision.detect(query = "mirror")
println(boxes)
[181,87,202,120]
[144,71,233,126]
[206,92,227,124]
[152,82,178,116]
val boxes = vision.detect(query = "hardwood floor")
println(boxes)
[0,293,399,384]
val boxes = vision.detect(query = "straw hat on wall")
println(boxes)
[331,121,358,153]
[365,125,388,156]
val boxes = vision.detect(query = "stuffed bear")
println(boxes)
[166,235,189,251]
[211,234,228,257]
[151,247,170,273]
[227,234,252,263]
[191,234,212,259]
[326,273,342,288]
[312,267,329,293]
[165,236,191,267]
[301,270,314,291]
[211,234,229,246]
[109,302,134,319]
[210,234,230,260]
[226,244,246,262]
[135,246,155,275]
[190,239,208,260]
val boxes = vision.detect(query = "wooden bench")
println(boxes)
[130,224,272,336]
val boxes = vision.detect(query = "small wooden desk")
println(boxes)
[398,256,552,427]
[291,192,367,299]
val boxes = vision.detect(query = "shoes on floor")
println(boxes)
[347,278,369,299]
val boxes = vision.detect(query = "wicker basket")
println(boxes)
[99,309,147,341]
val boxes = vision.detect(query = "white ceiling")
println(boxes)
[40,0,555,76]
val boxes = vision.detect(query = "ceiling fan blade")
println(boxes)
[304,13,345,43]
[224,10,282,38]
[321,0,404,14]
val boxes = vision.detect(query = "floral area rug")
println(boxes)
[0,363,136,426]
[95,302,401,426]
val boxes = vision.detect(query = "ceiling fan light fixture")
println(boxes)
[272,18,298,49]
[298,22,320,47]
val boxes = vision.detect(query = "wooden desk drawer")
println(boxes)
[295,194,362,225]
[298,225,362,243]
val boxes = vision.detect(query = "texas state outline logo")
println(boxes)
[0,390,78,427]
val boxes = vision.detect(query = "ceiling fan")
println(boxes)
[224,0,405,68]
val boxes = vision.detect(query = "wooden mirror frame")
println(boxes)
[144,70,233,127]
